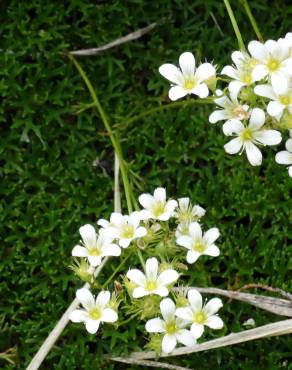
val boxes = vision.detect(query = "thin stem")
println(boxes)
[102,253,131,289]
[68,54,133,214]
[240,0,263,42]
[223,0,246,51]
[137,249,145,269]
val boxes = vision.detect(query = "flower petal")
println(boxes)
[191,83,209,98]
[175,307,193,322]
[76,288,95,310]
[267,101,284,117]
[271,72,289,95]
[102,244,121,257]
[289,166,292,177]
[145,318,165,333]
[72,245,88,257]
[245,141,262,166]
[253,130,281,145]
[249,108,265,130]
[190,323,204,339]
[139,194,154,210]
[196,63,216,81]
[223,119,244,136]
[287,139,292,152]
[119,238,131,248]
[205,315,224,330]
[154,187,166,201]
[146,257,158,280]
[204,244,220,257]
[126,269,146,286]
[169,86,188,101]
[176,329,196,346]
[186,250,200,264]
[85,318,100,334]
[153,287,169,297]
[188,222,202,239]
[132,287,148,298]
[176,235,192,249]
[159,63,183,85]
[229,80,245,96]
[209,110,229,124]
[135,227,147,238]
[179,52,196,76]
[79,224,97,247]
[248,41,268,61]
[203,228,220,245]
[69,309,87,323]
[101,308,118,323]
[203,298,223,316]
[162,334,177,353]
[96,291,110,308]
[231,51,245,68]
[88,255,102,267]
[275,151,292,165]
[160,298,176,321]
[224,137,242,154]
[221,65,237,79]
[254,84,277,100]
[157,270,179,287]
[188,289,203,311]
[252,65,268,82]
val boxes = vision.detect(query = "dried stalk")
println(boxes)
[128,318,292,360]
[26,156,120,370]
[70,23,157,56]
[237,283,292,301]
[110,357,191,370]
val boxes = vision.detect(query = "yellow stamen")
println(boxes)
[151,202,165,218]
[121,225,134,239]
[88,308,101,320]
[145,280,158,291]
[165,320,177,334]
[240,128,253,141]
[267,58,280,72]
[194,310,206,324]
[193,242,205,253]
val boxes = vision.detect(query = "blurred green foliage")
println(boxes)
[0,0,292,368]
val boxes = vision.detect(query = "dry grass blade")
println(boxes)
[129,319,292,360]
[110,357,191,370]
[70,23,157,56]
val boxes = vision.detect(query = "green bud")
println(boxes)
[205,75,217,93]
[140,295,161,319]
[278,110,292,130]
[238,86,257,104]
[69,259,92,283]
[145,334,163,354]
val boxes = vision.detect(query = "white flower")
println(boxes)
[209,90,249,124]
[145,298,196,353]
[243,318,256,327]
[248,39,292,94]
[275,138,292,177]
[159,52,216,101]
[223,108,282,166]
[72,224,121,267]
[126,257,179,298]
[100,212,147,248]
[254,84,292,119]
[176,222,220,264]
[176,289,223,339]
[221,51,258,96]
[139,187,178,221]
[69,288,118,334]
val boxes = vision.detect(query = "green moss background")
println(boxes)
[0,0,292,368]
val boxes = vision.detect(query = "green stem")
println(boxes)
[137,249,145,269]
[121,98,214,130]
[240,0,263,42]
[223,0,246,51]
[102,253,131,289]
[68,54,133,213]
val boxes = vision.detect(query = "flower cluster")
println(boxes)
[69,188,224,354]
[159,33,292,176]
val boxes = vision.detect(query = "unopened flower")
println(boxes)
[221,51,258,96]
[72,224,121,267]
[139,187,178,221]
[254,84,292,119]
[146,298,196,353]
[100,212,147,248]
[275,137,292,177]
[126,257,179,298]
[248,39,292,94]
[243,318,256,327]
[175,197,205,222]
[223,108,282,166]
[176,289,223,339]
[176,222,220,264]
[159,52,216,101]
[209,91,249,124]
[69,288,118,334]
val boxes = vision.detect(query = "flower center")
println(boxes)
[151,202,165,218]
[193,242,205,253]
[183,77,196,91]
[88,307,102,320]
[145,280,158,292]
[279,95,292,106]
[121,225,134,239]
[233,106,249,120]
[242,73,252,84]
[267,58,280,72]
[165,320,177,334]
[88,247,101,256]
[240,127,253,141]
[194,310,206,324]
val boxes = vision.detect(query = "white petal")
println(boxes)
[85,319,100,334]
[97,219,109,228]
[231,51,245,68]
[179,52,196,76]
[95,291,110,308]
[162,334,177,353]
[271,72,289,95]
[176,329,196,347]
[110,212,124,226]
[126,269,146,286]
[146,257,158,280]
[190,323,204,339]
[195,63,216,81]
[188,222,202,239]
[221,65,237,79]
[102,244,121,257]
[165,199,178,215]
[253,130,282,145]
[128,211,141,229]
[159,63,184,85]
[224,137,243,154]
[289,166,292,177]
[203,228,220,245]
[252,65,268,81]
[119,238,131,248]
[254,84,277,100]
[204,244,220,257]
[267,101,284,117]
[245,141,262,166]
[229,80,245,96]
[176,235,192,249]
[214,95,230,108]
[153,287,169,297]
[203,298,223,316]
[169,86,188,101]
[188,289,202,311]
[191,83,209,98]
[287,139,292,152]
[135,227,147,238]
[139,193,154,210]
[175,307,193,322]
[145,318,165,333]
[69,309,87,323]
[157,270,179,287]
[101,308,118,323]
[88,255,102,267]
[72,245,88,257]
[154,187,166,201]
[79,224,97,247]
[132,287,148,298]
[186,250,200,264]
[249,108,265,130]
[76,288,95,310]
[248,41,268,61]
[139,210,152,220]
[223,119,244,136]
[275,151,292,165]
[209,110,229,124]
[205,315,224,330]
[160,298,176,321]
